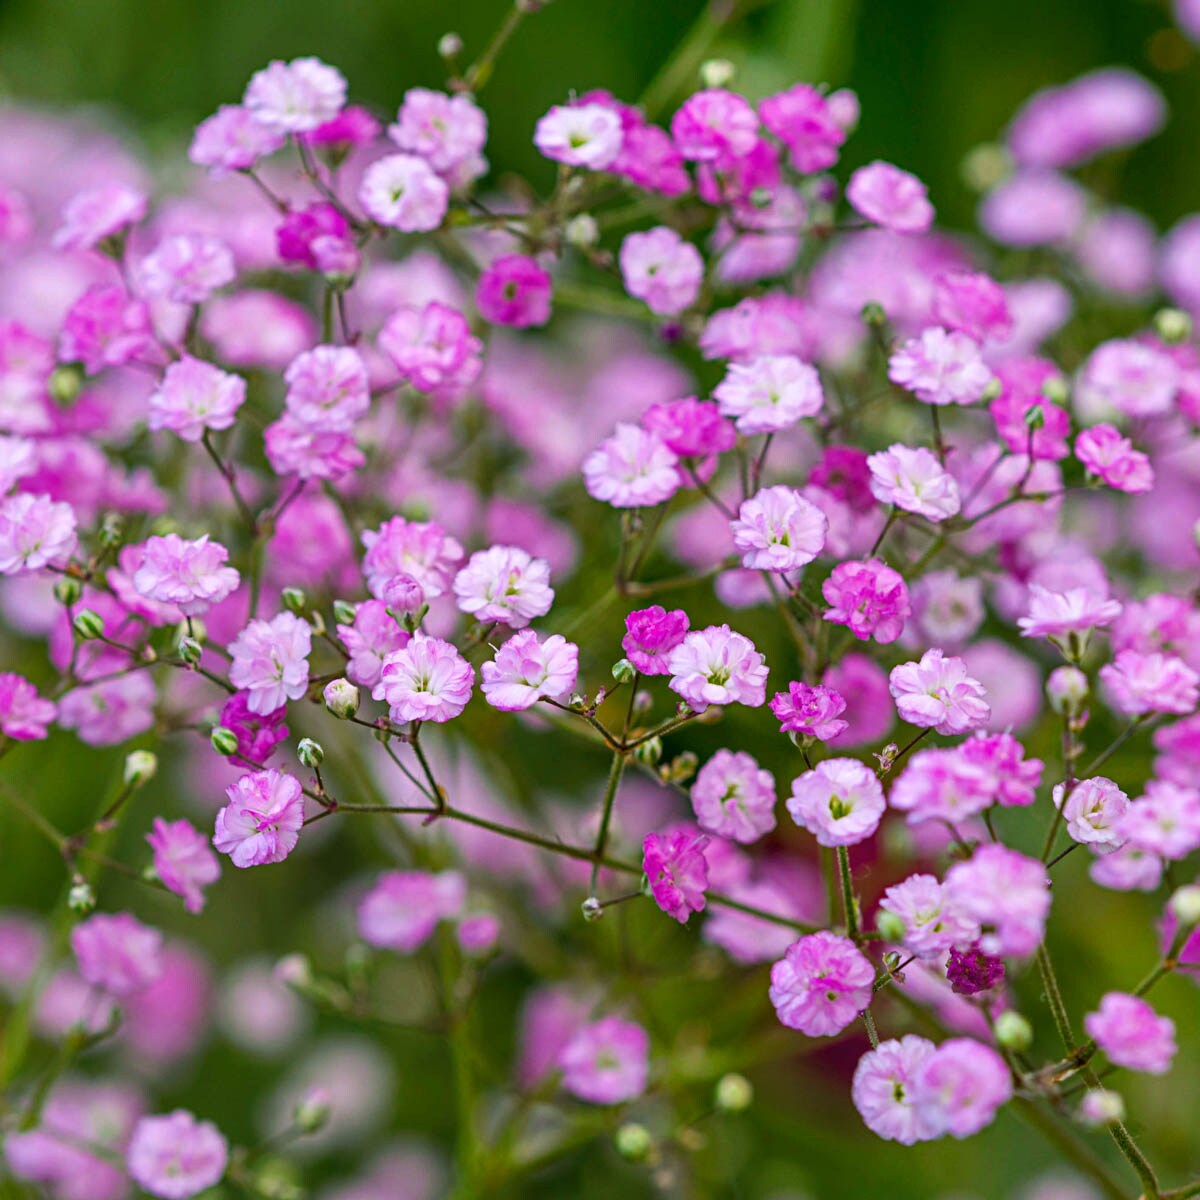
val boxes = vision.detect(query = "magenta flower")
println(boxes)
[889,649,990,736]
[213,769,305,868]
[534,103,624,169]
[945,945,1005,996]
[989,357,1071,459]
[452,545,555,629]
[713,354,824,434]
[148,356,246,443]
[243,56,346,133]
[131,533,240,617]
[357,870,466,952]
[189,104,285,174]
[944,845,1049,958]
[358,154,449,232]
[379,301,483,396]
[846,161,934,234]
[1076,424,1154,493]
[619,226,704,316]
[0,492,77,574]
[666,623,769,712]
[1084,993,1177,1075]
[228,612,312,715]
[759,83,845,172]
[852,1036,940,1144]
[690,749,777,843]
[70,911,163,997]
[52,183,146,251]
[558,1016,649,1104]
[910,1038,1012,1138]
[671,88,759,162]
[378,633,475,724]
[583,423,679,509]
[146,818,221,914]
[888,748,993,826]
[622,606,690,675]
[932,270,1014,343]
[731,485,828,572]
[481,630,579,711]
[58,283,155,375]
[960,732,1043,808]
[126,1110,229,1199]
[641,396,736,460]
[888,327,994,407]
[823,653,894,747]
[217,691,289,764]
[476,254,553,328]
[389,87,487,178]
[643,828,710,923]
[769,681,848,741]
[787,757,886,847]
[0,673,56,741]
[1100,650,1199,717]
[361,516,464,600]
[276,201,351,269]
[337,600,410,692]
[878,874,977,960]
[822,559,911,645]
[283,344,370,432]
[867,444,961,522]
[769,931,874,1036]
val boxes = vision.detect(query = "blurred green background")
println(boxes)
[2,2,1200,1198]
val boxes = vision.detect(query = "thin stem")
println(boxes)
[836,845,859,941]
[589,750,628,895]
[1036,943,1075,1052]
[1010,1098,1130,1200]
[459,2,529,94]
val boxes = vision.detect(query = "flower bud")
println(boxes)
[1040,374,1070,406]
[332,598,357,626]
[960,142,1011,192]
[614,1122,653,1162]
[177,636,203,665]
[665,750,698,784]
[297,738,324,768]
[980,376,1002,403]
[53,576,83,606]
[1154,306,1192,345]
[72,609,105,640]
[383,572,426,620]
[68,877,96,913]
[210,725,240,757]
[827,87,860,134]
[633,735,663,767]
[314,236,360,283]
[123,750,158,789]
[1046,666,1088,715]
[281,587,307,615]
[274,953,312,989]
[699,58,735,88]
[875,910,907,944]
[714,1072,753,1113]
[438,31,463,59]
[993,1010,1033,1052]
[1023,402,1045,429]
[565,213,599,248]
[49,362,85,406]
[293,1086,333,1135]
[860,300,887,327]
[581,896,603,922]
[1169,883,1200,927]
[1079,1088,1125,1127]
[178,617,207,644]
[323,678,360,720]
[98,513,124,548]
[611,658,636,684]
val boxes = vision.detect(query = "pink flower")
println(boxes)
[243,57,346,132]
[558,1016,649,1104]
[1090,844,1163,892]
[867,444,961,522]
[378,301,483,396]
[758,83,845,172]
[475,254,552,328]
[888,748,993,826]
[217,691,289,764]
[0,673,56,741]
[622,606,690,675]
[361,516,464,600]
[52,183,146,251]
[481,630,579,711]
[146,818,221,914]
[1084,993,1177,1075]
[358,154,449,231]
[1017,584,1122,649]
[846,161,935,234]
[788,757,885,847]
[213,769,305,867]
[890,649,990,735]
[909,570,984,648]
[910,1038,1012,1138]
[190,104,285,174]
[1053,776,1129,852]
[131,533,240,616]
[337,599,410,691]
[671,89,759,162]
[583,423,679,508]
[888,327,994,406]
[691,749,777,843]
[980,170,1086,246]
[452,545,554,628]
[713,354,824,434]
[1077,338,1179,418]
[769,931,874,1036]
[731,485,827,572]
[769,681,848,741]
[276,202,353,270]
[643,828,710,922]
[619,226,704,315]
[148,356,246,443]
[1075,424,1154,494]
[666,623,768,712]
[71,912,163,997]
[945,945,1005,996]
[824,653,894,748]
[852,1036,940,1144]
[878,875,977,960]
[822,559,911,645]
[58,284,155,375]
[0,492,77,574]
[126,1110,228,1199]
[389,87,487,177]
[641,396,735,461]
[1117,781,1200,860]
[283,344,369,432]
[1101,650,1199,716]
[960,732,1043,807]
[58,674,156,746]
[932,270,1013,343]
[378,633,474,723]
[534,103,623,169]
[137,235,235,306]
[989,358,1071,460]
[357,870,466,951]
[228,612,312,714]
[944,845,1049,958]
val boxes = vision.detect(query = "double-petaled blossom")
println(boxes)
[476,254,553,328]
[909,570,984,649]
[126,1110,229,1199]
[878,875,977,960]
[283,345,370,431]
[846,161,934,233]
[452,545,555,629]
[217,691,288,764]
[558,1016,649,1104]
[148,356,246,443]
[671,89,759,162]
[583,423,679,508]
[389,87,487,179]
[1076,424,1154,494]
[244,57,346,132]
[909,1039,1012,1138]
[58,284,155,375]
[70,912,163,997]
[228,612,312,714]
[52,183,146,251]
[1052,776,1129,853]
[189,104,285,174]
[1084,993,1177,1075]
[666,624,768,712]
[887,748,993,826]
[481,631,579,711]
[357,870,466,952]
[1117,781,1200,860]
[769,932,874,1036]
[889,649,990,735]
[960,732,1042,807]
[131,533,240,616]
[146,819,221,914]
[358,154,449,231]
[534,103,624,169]
[944,845,1050,958]
[361,516,464,599]
[1017,585,1122,655]
[932,270,1013,342]
[690,749,777,843]
[137,234,236,305]
[622,606,690,675]
[378,301,483,396]
[0,673,56,741]
[945,945,1006,996]
[866,444,961,522]
[1100,650,1200,717]
[619,226,704,315]
[337,599,410,692]
[769,681,848,741]
[213,769,304,867]
[0,492,77,574]
[787,757,886,846]
[378,633,474,724]
[888,328,994,407]
[988,357,1071,459]
[713,354,824,434]
[731,485,827,572]
[758,83,846,172]
[822,559,911,644]
[643,828,710,922]
[852,1036,940,1144]
[1076,338,1178,419]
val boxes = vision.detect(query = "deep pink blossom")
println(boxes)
[759,83,845,172]
[769,681,848,741]
[0,673,56,741]
[622,606,690,675]
[476,254,552,328]
[146,819,221,914]
[769,931,874,1036]
[822,559,911,644]
[671,89,759,162]
[1084,993,1176,1074]
[213,769,304,867]
[643,828,710,922]
[1076,424,1154,494]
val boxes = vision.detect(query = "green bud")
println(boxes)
[1154,306,1192,345]
[48,363,85,406]
[1046,666,1088,716]
[72,609,105,640]
[993,1010,1033,1052]
[323,678,360,719]
[98,513,124,548]
[666,750,698,784]
[177,636,203,665]
[611,658,636,684]
[293,1087,332,1134]
[960,142,1012,193]
[53,576,83,606]
[633,735,663,767]
[614,1122,653,1162]
[281,586,307,615]
[581,896,603,922]
[981,376,1003,403]
[860,300,887,327]
[1023,402,1045,430]
[68,877,96,913]
[565,213,599,248]
[123,750,158,789]
[297,738,324,768]
[714,1072,754,1113]
[332,599,357,626]
[437,31,463,60]
[210,725,240,757]
[1040,375,1070,406]
[875,910,907,944]
[699,57,735,88]
[1169,884,1200,927]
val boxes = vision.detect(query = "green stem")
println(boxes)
[1010,1097,1131,1200]
[1036,942,1075,1052]
[836,845,859,941]
[589,750,628,894]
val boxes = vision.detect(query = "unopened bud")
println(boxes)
[53,576,82,606]
[68,877,96,913]
[860,300,887,327]
[314,236,360,283]
[210,725,240,757]
[699,58,735,89]
[1047,666,1088,715]
[98,513,124,548]
[665,750,698,784]
[581,896,603,922]
[1154,306,1192,345]
[827,87,860,134]
[875,910,907,944]
[332,599,357,626]
[1040,375,1070,406]
[961,142,1012,193]
[123,750,158,789]
[565,213,599,248]
[611,658,636,684]
[49,363,85,406]
[438,31,463,60]
[1023,402,1045,429]
[615,1122,652,1162]
[297,738,324,768]
[177,636,203,665]
[634,735,663,766]
[293,1086,332,1134]
[993,1010,1033,1052]
[1079,1088,1125,1127]
[323,678,360,720]
[714,1072,753,1113]
[274,953,312,989]
[632,689,653,715]
[980,376,1002,403]
[72,609,105,640]
[1169,883,1200,927]
[179,617,207,644]
[281,586,307,615]
[383,573,425,619]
